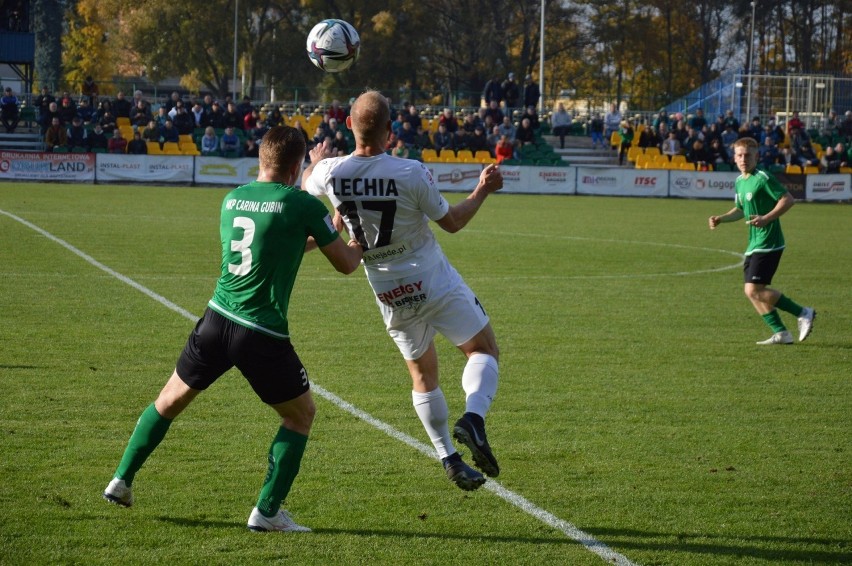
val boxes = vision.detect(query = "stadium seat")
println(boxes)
[146,141,163,155]
[474,150,492,162]
[609,130,620,149]
[162,142,182,155]
[456,149,474,161]
[644,147,661,157]
[179,134,193,145]
[626,146,642,162]
[180,143,200,156]
[420,149,439,162]
[840,167,852,174]
[802,166,819,175]
[785,164,802,174]
[670,154,687,165]
[679,162,695,170]
[116,117,131,128]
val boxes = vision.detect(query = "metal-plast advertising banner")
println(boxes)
[0,151,95,182]
[424,162,576,194]
[806,174,852,201]
[96,154,194,183]
[194,157,259,186]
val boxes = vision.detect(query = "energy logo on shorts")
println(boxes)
[376,281,427,309]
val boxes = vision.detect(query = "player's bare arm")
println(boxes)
[746,192,794,227]
[436,164,504,234]
[301,139,335,187]
[319,236,363,274]
[709,207,744,229]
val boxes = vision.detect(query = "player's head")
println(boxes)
[259,126,306,176]
[349,90,391,147]
[732,137,758,173]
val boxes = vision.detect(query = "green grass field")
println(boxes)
[1,182,849,565]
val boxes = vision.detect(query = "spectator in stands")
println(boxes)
[236,96,254,120]
[432,122,454,156]
[638,122,659,149]
[243,136,259,158]
[253,119,271,144]
[468,124,490,156]
[88,123,108,152]
[127,131,148,155]
[76,98,94,124]
[515,116,536,149]
[482,75,503,108]
[550,102,571,149]
[266,107,284,128]
[331,130,349,156]
[686,139,711,169]
[243,108,260,132]
[834,142,849,168]
[58,96,77,125]
[405,104,423,131]
[108,128,128,154]
[163,91,181,113]
[820,144,842,173]
[172,104,194,136]
[819,110,839,139]
[482,100,502,130]
[35,86,55,123]
[604,103,622,150]
[722,109,740,133]
[223,102,243,130]
[616,120,634,166]
[523,74,540,110]
[788,140,819,168]
[391,111,406,138]
[98,109,117,134]
[840,111,852,142]
[1,87,20,133]
[757,136,781,168]
[391,137,409,158]
[207,102,225,129]
[652,110,670,131]
[130,100,152,128]
[502,72,520,116]
[200,126,219,156]
[495,134,514,163]
[413,125,432,150]
[81,76,99,107]
[438,107,458,133]
[720,124,738,155]
[326,99,346,122]
[312,125,326,149]
[159,119,180,148]
[588,112,604,149]
[486,125,501,155]
[498,115,516,141]
[682,126,702,153]
[708,137,730,166]
[141,120,158,144]
[688,108,707,131]
[190,103,205,128]
[66,116,88,150]
[220,126,241,156]
[661,131,681,158]
[786,111,805,137]
[132,90,151,115]
[747,117,763,140]
[397,120,416,148]
[474,107,488,130]
[523,106,540,131]
[154,105,169,128]
[45,117,68,150]
[112,91,132,118]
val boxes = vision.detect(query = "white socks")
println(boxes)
[461,353,499,418]
[412,388,453,459]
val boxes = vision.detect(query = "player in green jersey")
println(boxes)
[708,137,815,345]
[103,126,363,532]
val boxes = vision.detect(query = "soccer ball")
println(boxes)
[306,19,360,73]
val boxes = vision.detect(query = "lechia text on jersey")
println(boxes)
[333,177,399,197]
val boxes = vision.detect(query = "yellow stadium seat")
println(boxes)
[290,114,308,128]
[162,142,182,155]
[441,153,460,163]
[626,146,642,162]
[670,154,687,165]
[802,165,819,175]
[644,146,661,157]
[179,134,193,144]
[785,164,802,174]
[420,149,440,162]
[146,141,163,155]
[116,117,131,128]
[839,167,852,173]
[474,151,492,162]
[180,143,200,156]
[456,149,474,161]
[679,162,696,170]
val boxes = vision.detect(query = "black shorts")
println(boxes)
[743,249,783,285]
[175,308,309,405]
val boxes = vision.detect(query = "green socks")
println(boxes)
[761,310,787,333]
[256,427,308,517]
[774,294,804,317]
[114,403,173,486]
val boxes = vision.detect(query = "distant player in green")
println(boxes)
[103,126,364,532]
[708,136,815,345]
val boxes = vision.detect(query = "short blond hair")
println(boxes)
[733,137,759,151]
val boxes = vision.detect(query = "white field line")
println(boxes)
[3,208,640,565]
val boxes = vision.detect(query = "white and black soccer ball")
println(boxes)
[306,19,361,73]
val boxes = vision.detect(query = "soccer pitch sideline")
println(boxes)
[0,182,849,566]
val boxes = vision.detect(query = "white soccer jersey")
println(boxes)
[304,154,450,281]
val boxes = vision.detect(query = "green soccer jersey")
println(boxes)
[208,181,338,338]
[734,169,788,256]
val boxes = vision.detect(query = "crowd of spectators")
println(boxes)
[569,106,852,173]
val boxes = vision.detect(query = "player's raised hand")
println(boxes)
[308,139,335,164]
[479,163,503,193]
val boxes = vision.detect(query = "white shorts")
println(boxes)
[369,256,489,360]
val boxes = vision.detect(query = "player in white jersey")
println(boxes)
[303,90,504,491]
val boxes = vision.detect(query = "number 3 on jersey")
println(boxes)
[337,200,397,249]
[229,216,255,276]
